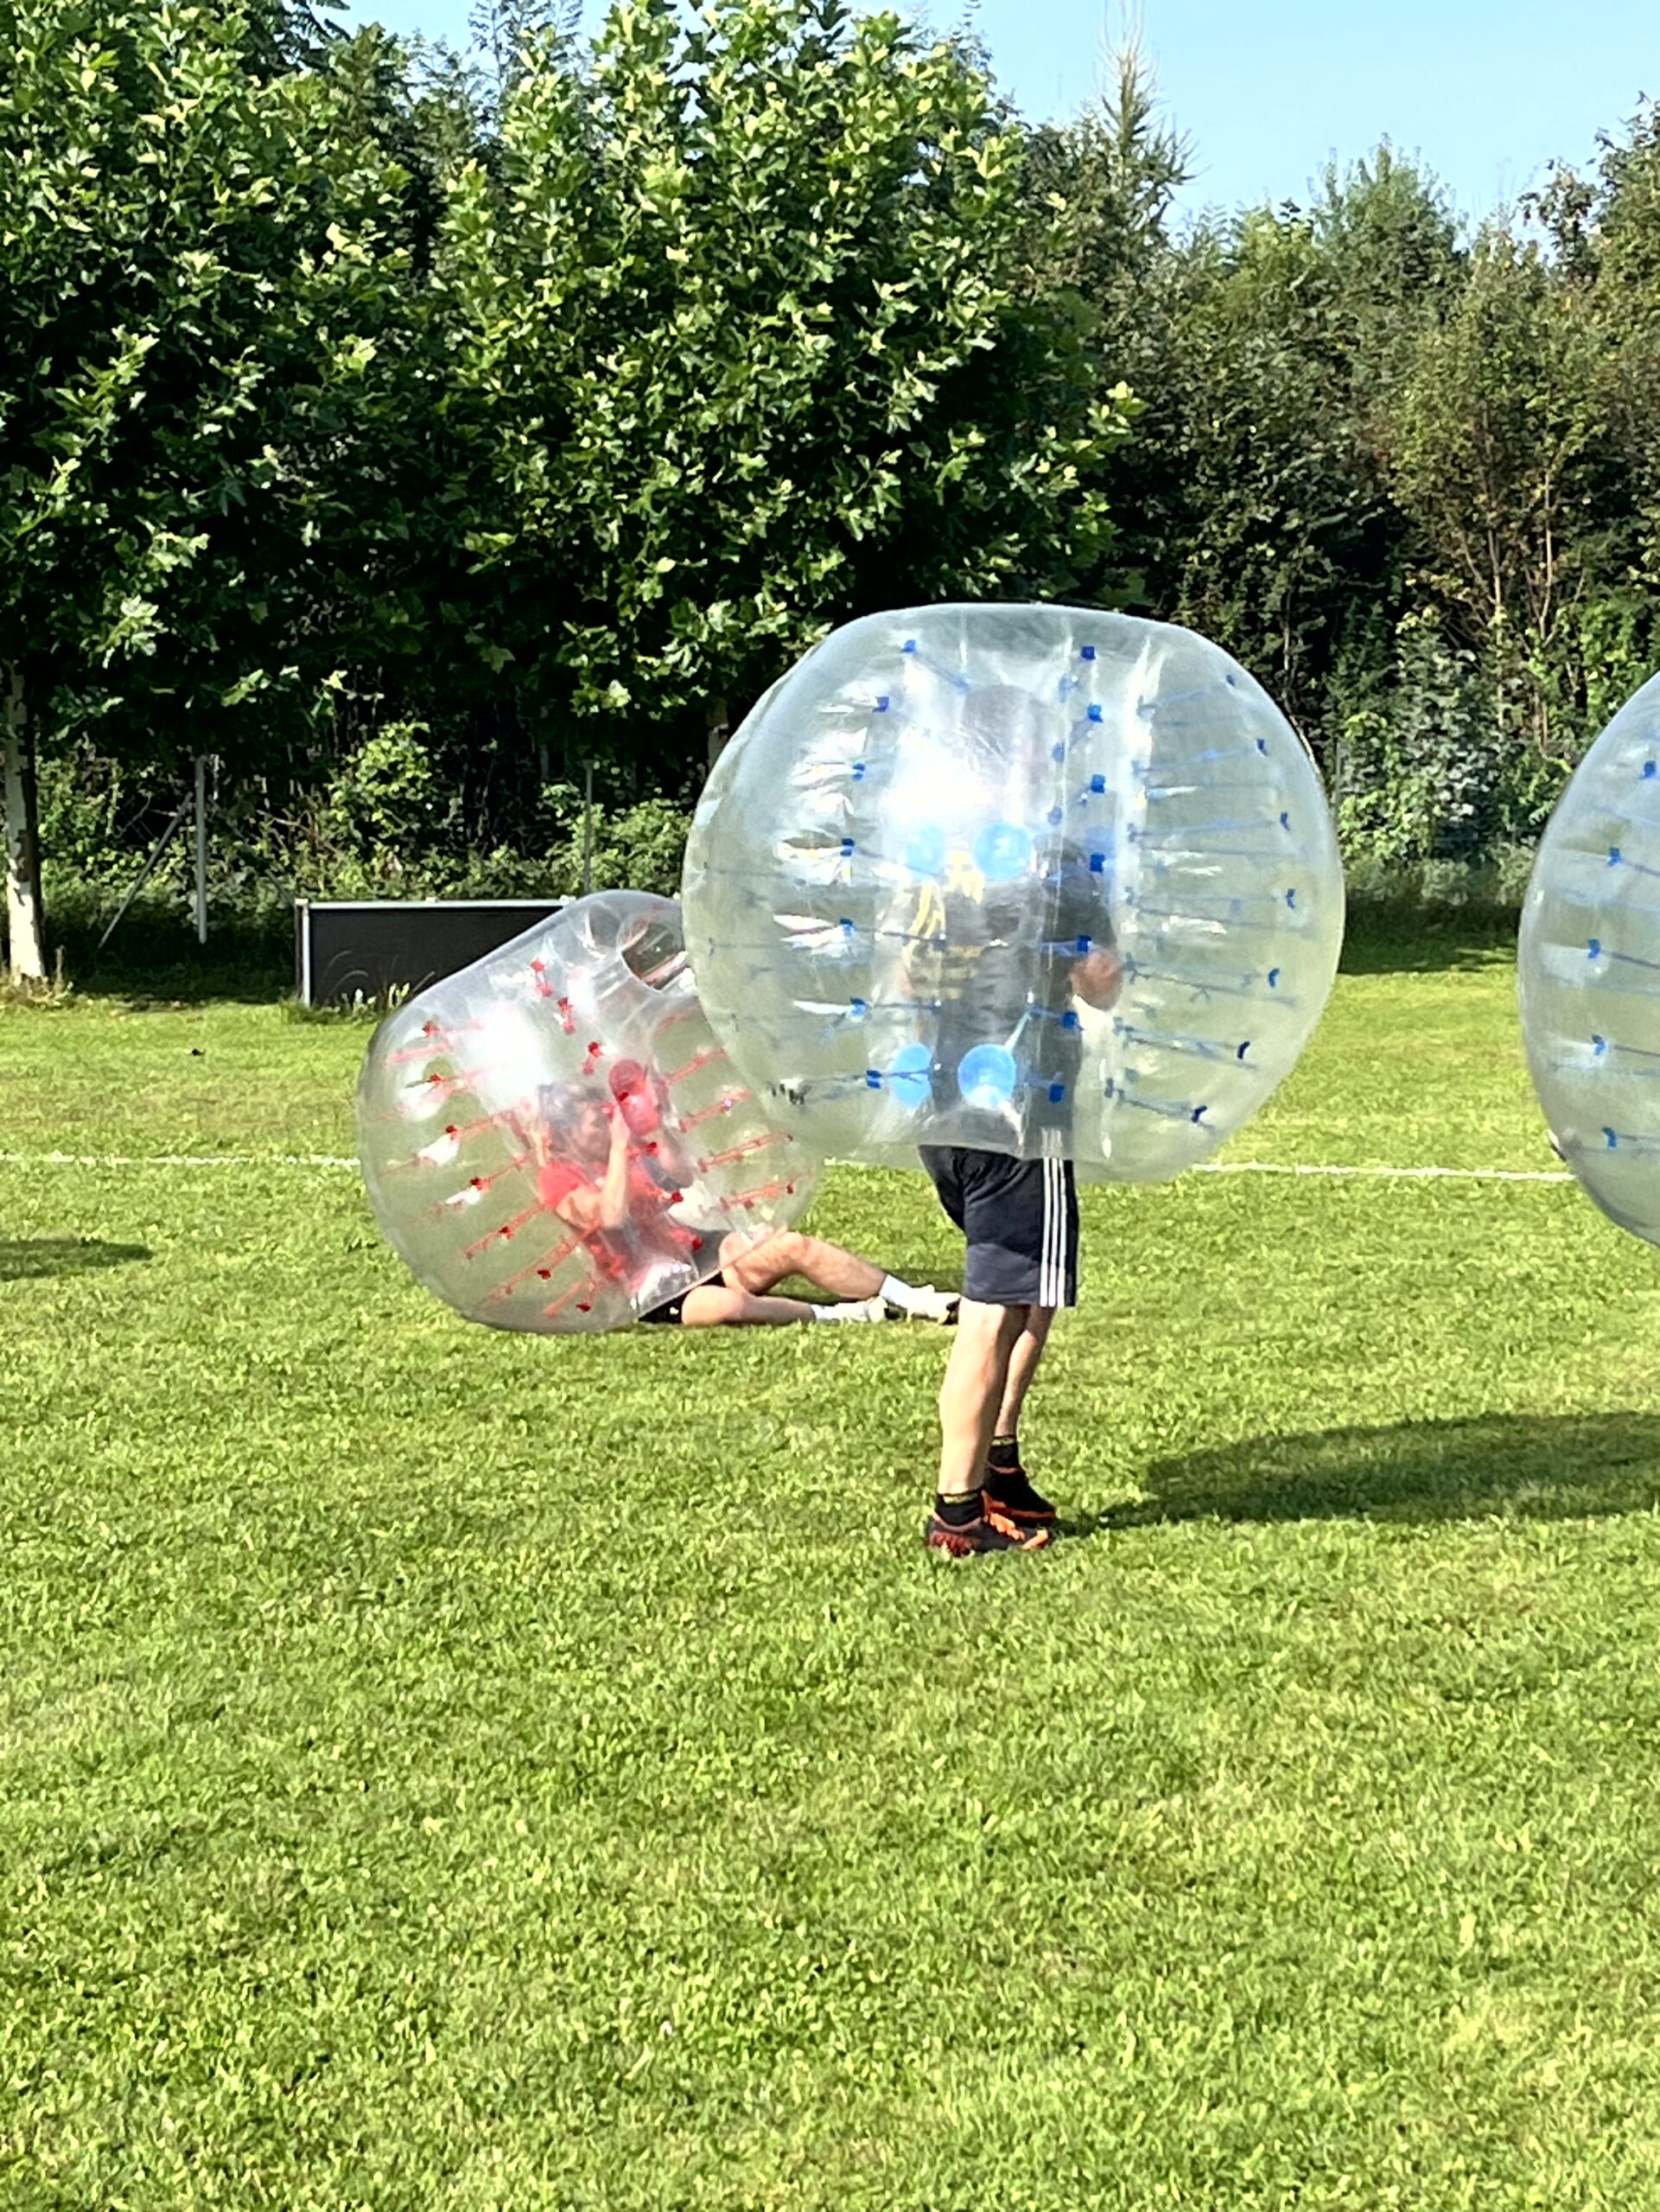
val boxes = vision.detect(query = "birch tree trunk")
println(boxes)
[3,664,45,986]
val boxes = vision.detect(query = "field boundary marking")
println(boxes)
[0,1149,1575,1185]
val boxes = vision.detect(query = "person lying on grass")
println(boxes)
[531,1087,958,1329]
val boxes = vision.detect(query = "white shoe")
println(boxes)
[900,1284,960,1325]
[815,1295,889,1324]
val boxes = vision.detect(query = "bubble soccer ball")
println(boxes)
[1519,671,1660,1245]
[682,604,1345,1180]
[357,892,820,1332]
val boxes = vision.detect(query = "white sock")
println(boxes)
[880,1274,917,1312]
[811,1299,881,1323]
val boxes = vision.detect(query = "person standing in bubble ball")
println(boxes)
[527,1084,959,1328]
[903,686,1127,1556]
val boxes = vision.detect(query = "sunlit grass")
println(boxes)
[4,937,1660,2209]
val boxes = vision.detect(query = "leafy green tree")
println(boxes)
[1530,102,1660,728]
[440,0,1132,776]
[1021,31,1192,321]
[1074,149,1459,753]
[1386,226,1607,761]
[0,0,425,980]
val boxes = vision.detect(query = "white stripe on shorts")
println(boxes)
[1039,1158,1050,1306]
[1042,1154,1063,1306]
[1038,1126,1065,1304]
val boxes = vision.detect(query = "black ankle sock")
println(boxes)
[935,1491,983,1527]
[987,1436,1021,1471]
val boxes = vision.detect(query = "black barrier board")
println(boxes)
[295,899,566,1007]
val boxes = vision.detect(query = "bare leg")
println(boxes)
[937,1299,1027,1497]
[677,1283,815,1326]
[995,1305,1056,1444]
[720,1229,883,1301]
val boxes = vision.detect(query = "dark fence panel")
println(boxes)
[295,899,567,1007]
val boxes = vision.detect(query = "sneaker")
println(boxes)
[892,1283,959,1325]
[819,1294,888,1324]
[982,1463,1057,1528]
[926,1497,1052,1556]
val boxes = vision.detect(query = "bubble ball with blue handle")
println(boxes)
[1520,671,1660,1245]
[681,603,1345,1182]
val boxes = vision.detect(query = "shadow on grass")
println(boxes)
[0,1237,153,1283]
[65,940,291,1010]
[1066,1412,1660,1535]
[43,893,290,1007]
[1339,899,1519,977]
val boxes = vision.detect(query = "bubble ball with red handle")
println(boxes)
[356,891,820,1332]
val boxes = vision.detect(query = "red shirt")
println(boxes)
[537,1154,677,1217]
[537,1150,690,1280]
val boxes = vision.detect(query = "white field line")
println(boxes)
[1192,1161,1572,1185]
[0,1149,359,1171]
[0,1148,1575,1185]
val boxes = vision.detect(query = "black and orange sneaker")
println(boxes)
[982,1458,1057,1530]
[926,1491,1052,1556]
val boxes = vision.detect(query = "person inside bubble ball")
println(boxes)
[528,1085,958,1329]
[901,687,1127,1555]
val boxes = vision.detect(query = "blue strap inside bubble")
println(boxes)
[904,823,948,877]
[957,1043,1020,1110]
[972,822,1034,882]
[887,1041,933,1108]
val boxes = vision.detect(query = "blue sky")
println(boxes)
[342,0,1657,227]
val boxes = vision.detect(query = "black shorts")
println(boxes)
[919,1146,1078,1308]
[639,1231,730,1325]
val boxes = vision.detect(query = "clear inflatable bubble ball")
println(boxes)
[1520,671,1660,1246]
[682,604,1345,1180]
[357,892,820,1332]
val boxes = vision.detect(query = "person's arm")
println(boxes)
[592,1107,634,1230]
[552,1187,596,1233]
[544,1112,634,1236]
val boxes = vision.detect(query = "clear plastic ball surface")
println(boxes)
[356,892,820,1332]
[1519,671,1660,1246]
[682,604,1345,1179]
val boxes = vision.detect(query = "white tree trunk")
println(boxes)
[3,664,46,985]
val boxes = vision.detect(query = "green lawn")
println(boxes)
[5,937,1660,2209]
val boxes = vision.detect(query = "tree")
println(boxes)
[0,0,424,980]
[1021,28,1192,318]
[1061,148,1460,751]
[439,0,1133,780]
[1386,225,1606,760]
[1530,101,1660,733]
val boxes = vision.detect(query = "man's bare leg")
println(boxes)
[717,1230,954,1320]
[993,1305,1056,1450]
[722,1230,882,1301]
[665,1235,882,1326]
[980,1305,1060,1523]
[937,1299,1027,1497]
[677,1283,817,1326]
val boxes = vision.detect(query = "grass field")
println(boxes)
[6,926,1660,2209]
